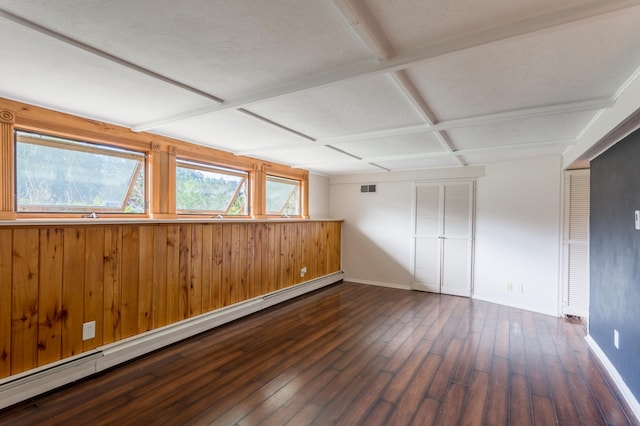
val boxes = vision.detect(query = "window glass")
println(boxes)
[176,160,248,215]
[266,175,300,216]
[15,131,146,214]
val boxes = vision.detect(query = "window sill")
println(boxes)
[0,217,341,227]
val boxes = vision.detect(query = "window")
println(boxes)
[15,131,146,214]
[176,160,248,215]
[266,175,301,216]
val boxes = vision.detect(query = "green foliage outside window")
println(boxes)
[176,160,247,215]
[15,131,146,213]
[266,176,300,216]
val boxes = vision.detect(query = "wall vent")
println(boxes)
[360,184,377,193]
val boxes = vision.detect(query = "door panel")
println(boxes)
[413,237,440,292]
[441,238,471,296]
[415,185,440,236]
[413,182,473,297]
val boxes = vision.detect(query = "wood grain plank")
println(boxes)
[83,226,105,351]
[435,382,467,426]
[236,223,248,301]
[566,371,607,426]
[211,224,223,310]
[61,227,85,358]
[137,226,154,333]
[165,225,180,323]
[575,350,633,426]
[152,225,168,328]
[178,225,191,319]
[102,226,122,344]
[544,354,580,425]
[246,223,256,299]
[220,224,233,306]
[120,226,139,339]
[388,354,441,425]
[460,370,489,426]
[189,224,203,317]
[410,397,439,426]
[510,373,533,426]
[257,223,268,296]
[267,223,278,293]
[532,394,558,426]
[37,228,63,366]
[11,229,39,374]
[200,224,213,312]
[0,229,12,377]
[485,356,509,425]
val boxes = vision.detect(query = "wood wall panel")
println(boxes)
[0,229,12,376]
[37,228,63,366]
[0,220,341,380]
[11,229,39,374]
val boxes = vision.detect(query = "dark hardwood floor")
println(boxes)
[0,281,637,425]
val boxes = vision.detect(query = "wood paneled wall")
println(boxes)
[0,220,341,378]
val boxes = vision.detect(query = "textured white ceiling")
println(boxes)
[0,0,639,175]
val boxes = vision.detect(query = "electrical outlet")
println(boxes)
[300,266,307,277]
[507,282,513,292]
[614,329,619,349]
[83,321,96,341]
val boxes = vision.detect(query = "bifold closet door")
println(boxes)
[563,169,590,318]
[413,182,474,297]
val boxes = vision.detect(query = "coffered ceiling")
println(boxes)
[1,0,639,175]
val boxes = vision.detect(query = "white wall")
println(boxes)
[308,173,330,218]
[330,179,414,288]
[329,157,563,316]
[473,155,563,316]
[329,166,485,289]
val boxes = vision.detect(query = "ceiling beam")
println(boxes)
[330,0,394,61]
[131,0,640,132]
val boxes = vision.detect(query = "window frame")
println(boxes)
[14,130,149,218]
[175,158,250,217]
[0,98,309,221]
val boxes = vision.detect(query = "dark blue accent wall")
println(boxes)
[590,127,640,400]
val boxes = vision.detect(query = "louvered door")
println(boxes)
[413,181,474,297]
[564,170,590,317]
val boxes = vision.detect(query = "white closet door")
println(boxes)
[441,183,473,296]
[413,182,474,296]
[414,185,441,292]
[564,170,590,317]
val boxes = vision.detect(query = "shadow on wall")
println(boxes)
[341,220,414,289]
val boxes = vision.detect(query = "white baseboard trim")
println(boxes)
[0,272,343,410]
[585,335,640,422]
[471,294,559,317]
[346,278,411,290]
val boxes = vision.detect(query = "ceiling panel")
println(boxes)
[154,110,312,153]
[365,0,593,51]
[0,18,209,126]
[331,132,444,159]
[404,7,640,121]
[0,0,373,99]
[446,110,596,150]
[248,73,426,138]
